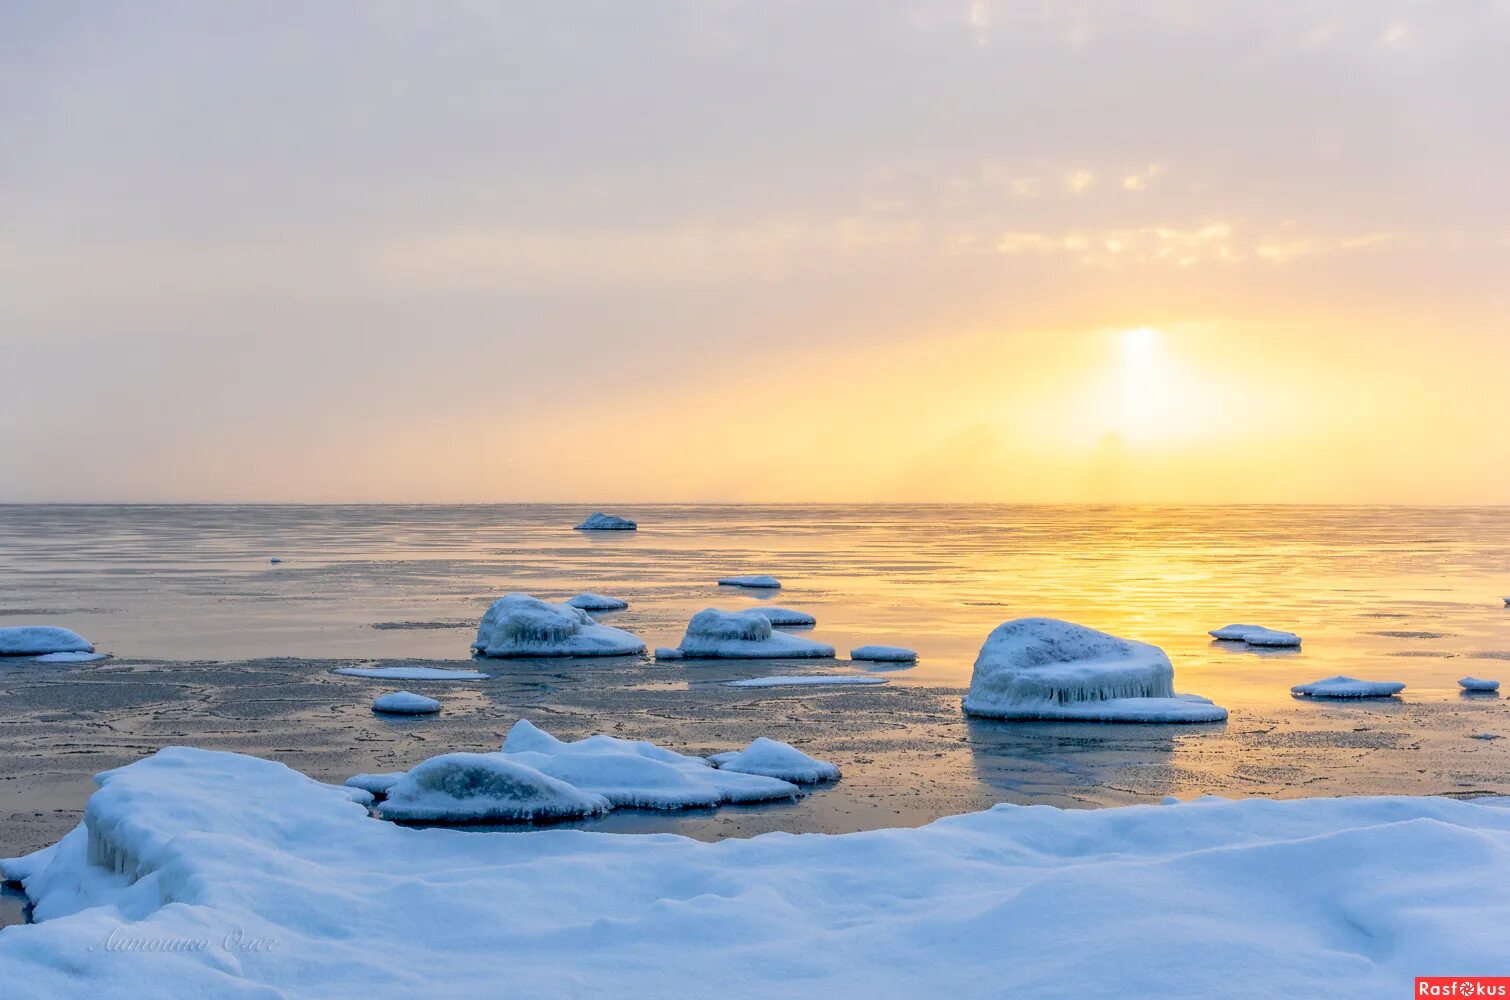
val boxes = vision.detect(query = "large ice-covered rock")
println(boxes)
[675,608,835,659]
[0,626,94,657]
[574,512,636,531]
[749,606,816,627]
[372,691,441,715]
[500,720,798,808]
[709,737,840,783]
[472,593,645,657]
[1209,624,1302,647]
[718,575,781,588]
[378,752,610,823]
[1291,676,1405,699]
[563,592,629,611]
[963,618,1227,723]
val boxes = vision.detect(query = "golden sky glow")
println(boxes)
[3,2,1508,502]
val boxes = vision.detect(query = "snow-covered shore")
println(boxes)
[3,747,1508,999]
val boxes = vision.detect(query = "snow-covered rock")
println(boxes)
[499,720,798,808]
[371,691,442,715]
[7,747,1510,999]
[472,593,645,658]
[0,626,94,657]
[344,772,405,796]
[727,675,886,688]
[674,608,835,659]
[563,592,629,611]
[709,737,840,783]
[574,512,636,531]
[748,606,816,627]
[1291,676,1405,699]
[654,646,684,660]
[963,618,1227,723]
[850,644,916,662]
[334,665,486,680]
[1459,676,1500,692]
[378,752,610,823]
[1208,624,1302,647]
[717,574,781,588]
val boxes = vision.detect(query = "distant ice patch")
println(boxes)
[964,618,1227,723]
[709,737,840,783]
[850,644,916,662]
[717,575,781,589]
[334,665,486,680]
[472,593,644,658]
[372,691,442,715]
[675,608,834,659]
[1460,676,1500,692]
[1209,624,1302,647]
[0,626,94,657]
[563,592,629,611]
[574,512,636,531]
[378,752,610,823]
[748,606,815,627]
[1291,676,1405,699]
[31,650,110,663]
[727,675,886,688]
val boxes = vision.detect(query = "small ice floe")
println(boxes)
[269,557,283,564]
[1208,624,1302,647]
[32,650,110,663]
[500,720,798,808]
[472,593,645,658]
[1460,677,1501,692]
[963,618,1228,723]
[850,644,917,662]
[574,512,636,531]
[563,592,629,611]
[673,608,834,659]
[0,625,95,657]
[748,606,816,627]
[726,675,886,688]
[1469,733,1501,741]
[378,752,611,823]
[345,772,405,796]
[708,737,840,783]
[654,646,684,660]
[1291,676,1405,699]
[718,575,781,589]
[372,691,442,715]
[334,665,486,680]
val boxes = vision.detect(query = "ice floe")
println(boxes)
[654,646,684,660]
[963,618,1227,723]
[726,675,886,687]
[371,691,441,715]
[563,592,629,611]
[1208,624,1302,647]
[574,512,636,531]
[748,606,816,627]
[1291,676,1405,698]
[0,626,94,657]
[850,644,917,662]
[674,608,834,659]
[7,747,1510,998]
[31,651,110,663]
[334,665,486,680]
[708,738,840,782]
[472,593,644,657]
[344,772,405,795]
[378,752,611,823]
[717,574,781,588]
[1459,676,1500,692]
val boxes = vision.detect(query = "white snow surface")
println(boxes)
[371,691,441,715]
[344,772,404,795]
[1460,677,1501,692]
[30,650,110,663]
[1292,676,1406,698]
[1209,624,1302,646]
[747,606,816,626]
[499,720,798,808]
[472,593,645,657]
[717,574,781,588]
[0,626,94,656]
[727,675,887,688]
[378,752,610,823]
[708,737,840,782]
[563,592,629,611]
[964,618,1226,723]
[333,665,486,680]
[574,512,636,530]
[850,644,917,662]
[5,748,1510,999]
[675,608,835,659]
[654,646,684,660]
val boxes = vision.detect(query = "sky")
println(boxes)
[3,0,1509,503]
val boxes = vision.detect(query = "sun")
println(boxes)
[1120,326,1159,355]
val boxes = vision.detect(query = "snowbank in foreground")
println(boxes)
[674,608,834,659]
[0,626,94,657]
[4,748,1510,999]
[964,618,1226,723]
[472,593,644,657]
